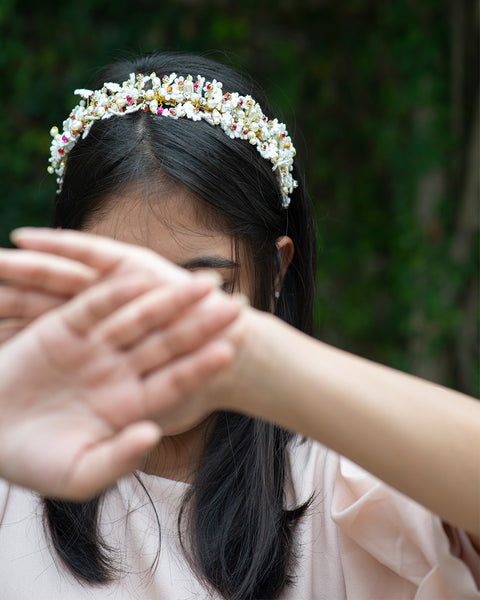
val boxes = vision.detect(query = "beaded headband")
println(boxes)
[48,72,298,207]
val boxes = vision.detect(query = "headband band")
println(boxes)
[47,72,297,207]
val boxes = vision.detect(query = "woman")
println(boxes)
[0,52,478,599]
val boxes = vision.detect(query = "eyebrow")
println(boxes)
[180,255,240,270]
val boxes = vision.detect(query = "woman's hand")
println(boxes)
[0,228,250,437]
[0,269,241,500]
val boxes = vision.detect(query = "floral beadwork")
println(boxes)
[48,73,297,207]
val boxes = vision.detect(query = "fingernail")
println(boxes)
[9,227,52,243]
[9,229,27,244]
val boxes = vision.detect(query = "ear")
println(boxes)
[274,235,294,294]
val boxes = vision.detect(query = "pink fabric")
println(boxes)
[331,456,480,599]
[0,440,478,599]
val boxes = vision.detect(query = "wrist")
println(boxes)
[210,307,283,418]
[205,306,260,413]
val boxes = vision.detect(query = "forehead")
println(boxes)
[85,188,236,263]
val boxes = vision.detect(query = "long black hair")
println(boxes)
[44,52,316,600]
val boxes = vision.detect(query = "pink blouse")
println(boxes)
[0,439,478,599]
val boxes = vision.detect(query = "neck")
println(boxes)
[140,416,215,483]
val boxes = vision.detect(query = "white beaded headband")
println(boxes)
[48,72,298,207]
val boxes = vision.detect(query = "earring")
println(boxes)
[274,290,280,299]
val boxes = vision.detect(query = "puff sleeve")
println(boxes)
[332,457,480,599]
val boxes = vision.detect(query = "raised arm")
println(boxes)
[220,309,480,545]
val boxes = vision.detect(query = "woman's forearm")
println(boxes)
[225,309,480,539]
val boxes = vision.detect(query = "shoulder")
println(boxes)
[330,456,480,597]
[286,443,480,597]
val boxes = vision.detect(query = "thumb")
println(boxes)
[59,422,162,500]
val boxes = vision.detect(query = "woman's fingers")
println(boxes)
[11,228,183,282]
[57,273,155,336]
[128,293,242,375]
[0,248,96,295]
[59,421,162,500]
[11,227,132,271]
[93,273,221,348]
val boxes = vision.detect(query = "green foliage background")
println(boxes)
[1,0,478,395]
